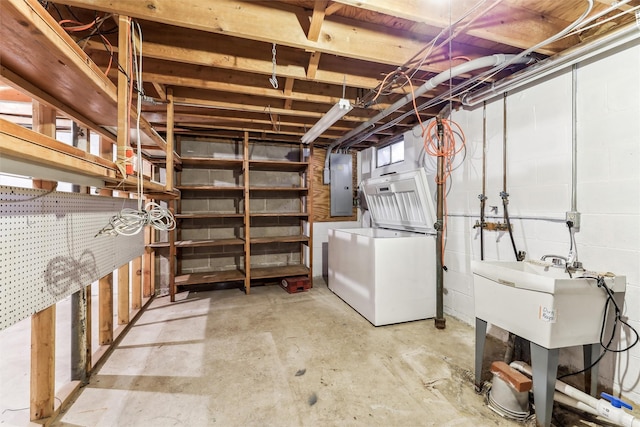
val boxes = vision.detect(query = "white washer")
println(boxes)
[328,169,437,326]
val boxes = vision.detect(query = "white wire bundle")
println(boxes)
[97,21,176,238]
[100,202,175,236]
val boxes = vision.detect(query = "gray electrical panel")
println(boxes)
[330,153,353,216]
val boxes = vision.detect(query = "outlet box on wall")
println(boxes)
[566,211,581,229]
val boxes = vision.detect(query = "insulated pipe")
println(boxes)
[323,54,532,175]
[462,21,640,106]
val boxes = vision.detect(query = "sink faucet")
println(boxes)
[541,254,584,277]
[540,254,568,267]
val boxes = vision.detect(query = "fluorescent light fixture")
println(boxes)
[301,98,352,144]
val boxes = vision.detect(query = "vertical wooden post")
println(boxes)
[166,88,176,302]
[131,256,142,309]
[166,88,175,192]
[243,131,251,294]
[117,263,130,325]
[32,102,56,136]
[30,306,56,420]
[85,289,92,372]
[70,288,89,383]
[143,225,154,298]
[98,273,114,345]
[307,144,314,281]
[117,15,131,179]
[169,199,176,302]
[30,101,57,421]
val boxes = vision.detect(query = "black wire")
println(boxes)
[65,5,81,22]
[76,26,118,42]
[50,3,64,21]
[567,221,574,251]
[559,276,639,379]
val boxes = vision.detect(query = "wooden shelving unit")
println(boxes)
[167,134,313,295]
[0,0,170,159]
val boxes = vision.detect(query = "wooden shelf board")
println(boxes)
[250,212,308,217]
[176,213,245,219]
[0,119,171,194]
[250,235,309,244]
[181,157,244,168]
[177,185,244,191]
[249,187,308,192]
[175,238,245,247]
[148,242,170,248]
[175,270,245,286]
[249,160,308,172]
[250,265,310,280]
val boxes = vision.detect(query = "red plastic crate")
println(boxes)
[280,276,311,293]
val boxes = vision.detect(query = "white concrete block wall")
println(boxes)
[371,42,640,402]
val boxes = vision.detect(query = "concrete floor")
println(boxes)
[41,280,640,427]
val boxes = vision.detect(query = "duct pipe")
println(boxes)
[323,54,532,179]
[462,21,640,106]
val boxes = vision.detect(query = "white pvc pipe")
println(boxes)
[509,361,640,427]
[554,391,599,416]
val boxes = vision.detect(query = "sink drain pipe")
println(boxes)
[509,361,640,427]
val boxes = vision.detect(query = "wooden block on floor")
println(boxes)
[280,276,311,294]
[490,361,533,393]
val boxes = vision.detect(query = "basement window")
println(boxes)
[376,137,404,168]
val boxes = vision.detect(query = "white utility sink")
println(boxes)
[472,260,626,349]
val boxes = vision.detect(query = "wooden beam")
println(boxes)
[29,103,58,420]
[325,2,344,16]
[98,272,114,345]
[165,88,175,192]
[307,52,322,80]
[283,77,295,110]
[152,81,167,100]
[143,225,155,298]
[32,102,57,136]
[117,15,131,179]
[85,289,92,372]
[131,256,142,310]
[70,288,89,383]
[30,306,56,421]
[308,0,329,42]
[53,0,468,68]
[169,199,177,302]
[330,0,576,55]
[118,263,130,325]
[82,37,387,91]
[0,119,168,193]
[0,0,167,153]
[243,131,251,294]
